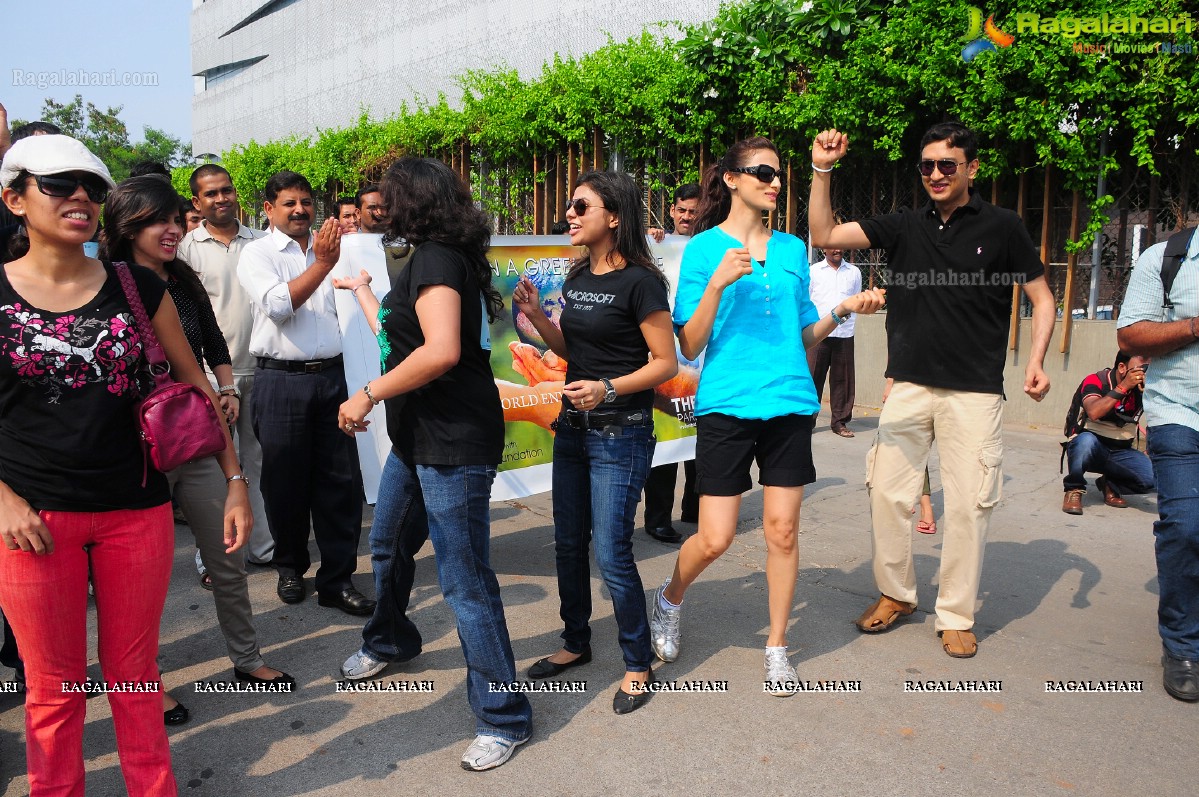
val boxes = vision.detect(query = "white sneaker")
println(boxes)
[764,647,798,697]
[650,583,682,662]
[460,733,528,771]
[340,649,388,680]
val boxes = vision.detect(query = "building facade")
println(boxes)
[191,0,721,155]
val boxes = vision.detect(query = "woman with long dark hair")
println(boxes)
[0,135,250,795]
[649,137,884,694]
[100,176,293,724]
[333,157,531,771]
[512,170,677,713]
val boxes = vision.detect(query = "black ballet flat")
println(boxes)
[527,646,592,679]
[164,701,190,726]
[613,669,654,715]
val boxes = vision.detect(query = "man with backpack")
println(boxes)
[1061,352,1155,515]
[1117,225,1199,702]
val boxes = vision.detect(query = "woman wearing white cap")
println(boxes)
[0,134,251,796]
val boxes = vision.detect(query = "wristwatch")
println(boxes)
[601,378,617,404]
[830,307,847,326]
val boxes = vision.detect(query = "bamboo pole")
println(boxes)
[568,141,580,201]
[1060,189,1081,353]
[785,158,797,235]
[544,153,556,233]
[459,139,471,192]
[591,127,604,172]
[532,152,544,235]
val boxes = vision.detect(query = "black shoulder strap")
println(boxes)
[1161,227,1196,310]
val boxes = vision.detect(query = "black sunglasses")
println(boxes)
[728,164,785,183]
[916,159,968,177]
[567,198,607,216]
[34,173,110,204]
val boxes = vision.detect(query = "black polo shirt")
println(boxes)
[859,189,1044,394]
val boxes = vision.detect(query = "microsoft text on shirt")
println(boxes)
[887,270,1028,290]
[566,290,616,305]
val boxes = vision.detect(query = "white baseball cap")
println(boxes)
[0,134,116,190]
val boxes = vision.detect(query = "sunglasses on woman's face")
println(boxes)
[34,173,110,204]
[728,164,785,184]
[567,198,607,216]
[916,159,968,177]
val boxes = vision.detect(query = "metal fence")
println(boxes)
[318,131,1199,329]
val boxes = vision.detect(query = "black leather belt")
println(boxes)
[256,354,343,373]
[559,408,651,430]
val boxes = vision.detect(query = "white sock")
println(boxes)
[658,579,680,610]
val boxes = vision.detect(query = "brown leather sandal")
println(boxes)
[854,594,917,633]
[939,629,978,658]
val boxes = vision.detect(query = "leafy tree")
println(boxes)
[12,94,192,182]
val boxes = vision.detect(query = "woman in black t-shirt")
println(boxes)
[100,176,294,724]
[334,157,532,771]
[513,170,678,714]
[0,135,250,795]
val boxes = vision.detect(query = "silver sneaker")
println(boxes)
[340,649,388,680]
[764,647,798,697]
[650,583,682,662]
[460,733,528,771]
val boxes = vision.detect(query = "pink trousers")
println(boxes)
[0,504,177,797]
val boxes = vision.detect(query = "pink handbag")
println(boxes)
[113,261,226,478]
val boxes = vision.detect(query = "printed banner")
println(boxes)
[336,235,698,502]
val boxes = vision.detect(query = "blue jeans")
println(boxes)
[552,420,655,672]
[1063,431,1157,494]
[360,452,531,741]
[1148,424,1199,660]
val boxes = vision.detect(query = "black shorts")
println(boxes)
[694,413,817,496]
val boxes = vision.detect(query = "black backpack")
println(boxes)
[1063,368,1116,439]
[1160,227,1196,310]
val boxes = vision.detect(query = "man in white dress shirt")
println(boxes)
[178,164,274,566]
[808,248,863,437]
[237,171,374,616]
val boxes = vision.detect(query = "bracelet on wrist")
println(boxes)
[353,284,371,295]
[1191,316,1199,339]
[226,474,249,487]
[220,391,241,400]
[1106,389,1127,400]
[363,383,381,406]
[811,162,835,173]
[216,384,236,393]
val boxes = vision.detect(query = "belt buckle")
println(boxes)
[303,360,322,373]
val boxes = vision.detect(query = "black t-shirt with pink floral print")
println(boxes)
[0,261,170,511]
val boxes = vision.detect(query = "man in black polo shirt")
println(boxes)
[809,122,1056,659]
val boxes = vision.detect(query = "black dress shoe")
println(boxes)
[235,668,297,688]
[276,575,305,604]
[1162,652,1199,702]
[318,587,377,616]
[164,700,189,726]
[613,669,654,715]
[527,647,592,679]
[646,525,683,543]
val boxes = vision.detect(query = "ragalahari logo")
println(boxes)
[961,6,1015,61]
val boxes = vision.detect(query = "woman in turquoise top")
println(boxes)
[648,136,885,694]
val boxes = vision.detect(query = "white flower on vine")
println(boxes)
[800,1,814,12]
[752,47,761,57]
[704,88,719,99]
[713,37,723,47]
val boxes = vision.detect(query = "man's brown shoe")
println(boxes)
[1096,477,1128,508]
[854,594,917,633]
[1062,489,1084,515]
